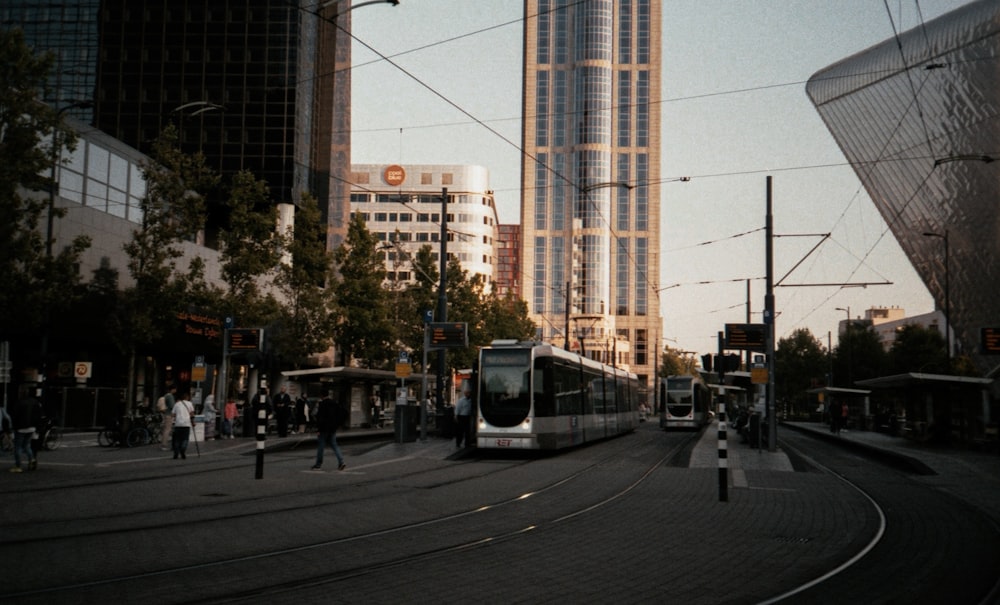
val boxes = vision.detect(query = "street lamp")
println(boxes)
[835,306,851,385]
[922,229,951,366]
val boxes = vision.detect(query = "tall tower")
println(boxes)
[521,0,662,396]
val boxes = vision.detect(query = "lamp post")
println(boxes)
[922,229,951,367]
[835,306,851,385]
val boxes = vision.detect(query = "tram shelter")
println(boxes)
[806,386,872,430]
[281,366,430,430]
[855,373,995,446]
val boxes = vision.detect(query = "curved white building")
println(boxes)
[350,164,499,287]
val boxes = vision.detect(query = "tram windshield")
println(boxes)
[479,348,532,427]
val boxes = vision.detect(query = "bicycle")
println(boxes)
[125,411,164,447]
[35,416,61,451]
[98,416,126,447]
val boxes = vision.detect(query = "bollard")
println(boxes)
[718,400,728,502]
[255,408,267,479]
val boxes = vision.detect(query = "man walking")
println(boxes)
[312,392,346,471]
[9,389,42,472]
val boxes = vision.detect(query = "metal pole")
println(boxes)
[717,331,728,502]
[436,187,448,415]
[255,405,267,479]
[564,280,571,350]
[421,326,429,441]
[765,176,777,452]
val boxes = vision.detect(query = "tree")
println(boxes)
[775,328,828,418]
[271,193,338,368]
[0,29,91,363]
[660,347,698,378]
[118,125,219,408]
[832,323,886,387]
[888,324,947,375]
[217,169,282,325]
[331,213,393,368]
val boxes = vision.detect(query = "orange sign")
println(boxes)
[383,164,406,186]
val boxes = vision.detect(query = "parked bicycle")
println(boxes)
[34,416,61,451]
[125,411,164,447]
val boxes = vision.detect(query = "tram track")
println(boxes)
[2,426,695,603]
[767,431,1000,605]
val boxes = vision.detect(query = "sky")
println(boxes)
[349,0,974,357]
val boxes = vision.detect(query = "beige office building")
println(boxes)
[521,1,663,397]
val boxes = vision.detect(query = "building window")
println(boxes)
[421,172,433,185]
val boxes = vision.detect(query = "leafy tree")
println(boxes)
[0,29,91,363]
[888,323,947,375]
[217,169,282,325]
[118,125,219,408]
[832,322,886,387]
[775,328,829,417]
[331,213,393,368]
[659,346,698,378]
[270,193,337,368]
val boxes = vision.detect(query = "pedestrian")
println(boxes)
[9,389,42,472]
[370,393,382,428]
[223,399,238,439]
[171,391,195,460]
[274,386,292,437]
[454,383,472,448]
[312,392,346,471]
[295,394,309,434]
[203,393,217,440]
[159,385,177,450]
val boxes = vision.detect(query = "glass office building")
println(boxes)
[521,0,662,394]
[807,0,1000,374]
[2,0,352,248]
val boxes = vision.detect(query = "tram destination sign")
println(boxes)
[229,328,262,351]
[428,322,468,348]
[981,327,1000,355]
[725,323,767,352]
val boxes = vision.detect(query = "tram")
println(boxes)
[659,374,712,430]
[476,340,640,450]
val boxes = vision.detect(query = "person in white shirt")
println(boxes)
[171,392,195,460]
[454,384,473,448]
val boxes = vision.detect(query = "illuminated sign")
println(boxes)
[429,322,468,348]
[725,323,767,352]
[229,328,262,351]
[981,327,1000,355]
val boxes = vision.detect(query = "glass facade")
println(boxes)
[807,0,1000,373]
[3,0,351,248]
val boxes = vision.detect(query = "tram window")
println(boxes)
[533,357,555,417]
[553,360,582,416]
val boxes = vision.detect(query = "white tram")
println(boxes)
[659,375,712,430]
[476,341,640,450]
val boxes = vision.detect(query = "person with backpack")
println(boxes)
[312,391,346,471]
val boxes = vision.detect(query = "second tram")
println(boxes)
[476,341,640,450]
[660,375,712,430]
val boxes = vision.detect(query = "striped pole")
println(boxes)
[255,407,267,479]
[718,398,728,502]
[717,331,728,502]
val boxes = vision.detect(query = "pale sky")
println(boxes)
[349,0,973,357]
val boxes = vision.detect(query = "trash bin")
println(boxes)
[191,414,205,443]
[394,406,416,443]
[437,411,455,439]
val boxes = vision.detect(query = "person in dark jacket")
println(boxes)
[312,392,346,471]
[10,391,42,472]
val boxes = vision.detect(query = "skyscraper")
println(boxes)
[807,0,1000,375]
[2,0,353,248]
[521,0,662,395]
